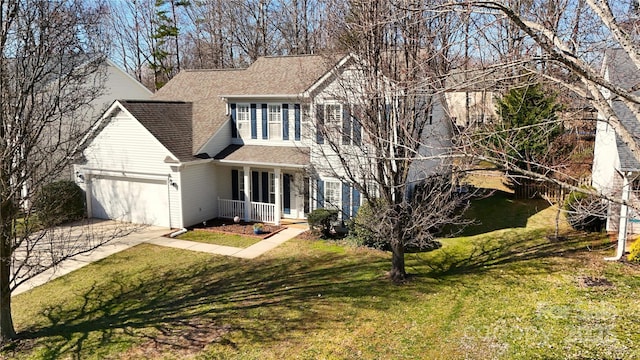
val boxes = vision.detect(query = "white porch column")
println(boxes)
[243,166,251,222]
[274,167,281,225]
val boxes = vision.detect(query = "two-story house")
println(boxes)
[74,54,453,228]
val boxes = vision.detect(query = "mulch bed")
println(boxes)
[189,218,286,239]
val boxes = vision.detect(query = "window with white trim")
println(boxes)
[269,172,276,203]
[268,104,282,140]
[237,104,250,138]
[324,181,340,209]
[302,104,311,140]
[238,170,245,200]
[325,104,342,126]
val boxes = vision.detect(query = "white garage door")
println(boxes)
[90,175,170,227]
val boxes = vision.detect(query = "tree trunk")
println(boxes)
[0,207,15,342]
[0,252,15,342]
[389,240,406,283]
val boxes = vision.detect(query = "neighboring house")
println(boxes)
[19,58,151,209]
[59,58,153,179]
[444,68,500,129]
[74,54,454,228]
[591,48,640,234]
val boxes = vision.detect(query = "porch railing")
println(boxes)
[218,198,276,224]
[218,198,244,219]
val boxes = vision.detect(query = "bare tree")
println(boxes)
[181,0,236,68]
[0,0,135,342]
[445,0,640,258]
[105,0,158,88]
[311,0,471,282]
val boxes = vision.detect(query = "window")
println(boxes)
[302,104,311,140]
[325,104,342,126]
[269,172,276,203]
[325,181,340,209]
[268,104,282,140]
[237,104,250,138]
[238,170,245,200]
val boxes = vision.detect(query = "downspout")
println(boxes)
[606,171,631,261]
[167,175,173,229]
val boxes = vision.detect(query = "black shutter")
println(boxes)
[342,104,351,145]
[316,104,324,144]
[250,103,257,139]
[353,105,362,146]
[230,103,238,138]
[251,171,260,202]
[316,179,324,209]
[352,187,361,216]
[341,183,351,219]
[262,172,269,203]
[294,104,301,141]
[282,104,289,140]
[262,104,268,139]
[231,170,239,201]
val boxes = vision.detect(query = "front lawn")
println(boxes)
[176,229,262,248]
[6,200,640,359]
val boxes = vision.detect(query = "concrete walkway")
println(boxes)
[146,226,308,259]
[13,223,307,296]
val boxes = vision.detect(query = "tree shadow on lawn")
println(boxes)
[423,229,609,278]
[458,191,550,237]
[15,247,407,358]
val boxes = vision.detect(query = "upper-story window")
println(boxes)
[268,104,282,140]
[237,104,250,138]
[325,104,342,127]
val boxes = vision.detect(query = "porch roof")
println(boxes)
[213,144,310,168]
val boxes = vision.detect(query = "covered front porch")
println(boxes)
[214,145,310,225]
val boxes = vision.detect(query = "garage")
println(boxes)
[89,175,170,227]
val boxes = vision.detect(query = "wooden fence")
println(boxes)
[513,178,591,203]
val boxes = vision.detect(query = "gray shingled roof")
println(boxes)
[118,100,194,162]
[214,144,310,167]
[606,49,640,171]
[152,54,345,154]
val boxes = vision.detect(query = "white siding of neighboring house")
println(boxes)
[77,60,152,133]
[591,116,620,196]
[407,96,453,184]
[76,109,182,227]
[179,162,218,227]
[100,60,152,104]
[444,91,497,128]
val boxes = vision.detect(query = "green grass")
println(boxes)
[5,197,640,359]
[177,230,262,248]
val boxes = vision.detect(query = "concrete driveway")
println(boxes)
[13,220,169,296]
[12,220,307,297]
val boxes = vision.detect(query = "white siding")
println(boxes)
[216,165,233,201]
[592,118,620,196]
[198,120,233,157]
[179,162,218,227]
[82,113,176,174]
[77,110,182,228]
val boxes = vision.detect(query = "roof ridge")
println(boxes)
[120,99,189,104]
[182,68,246,72]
